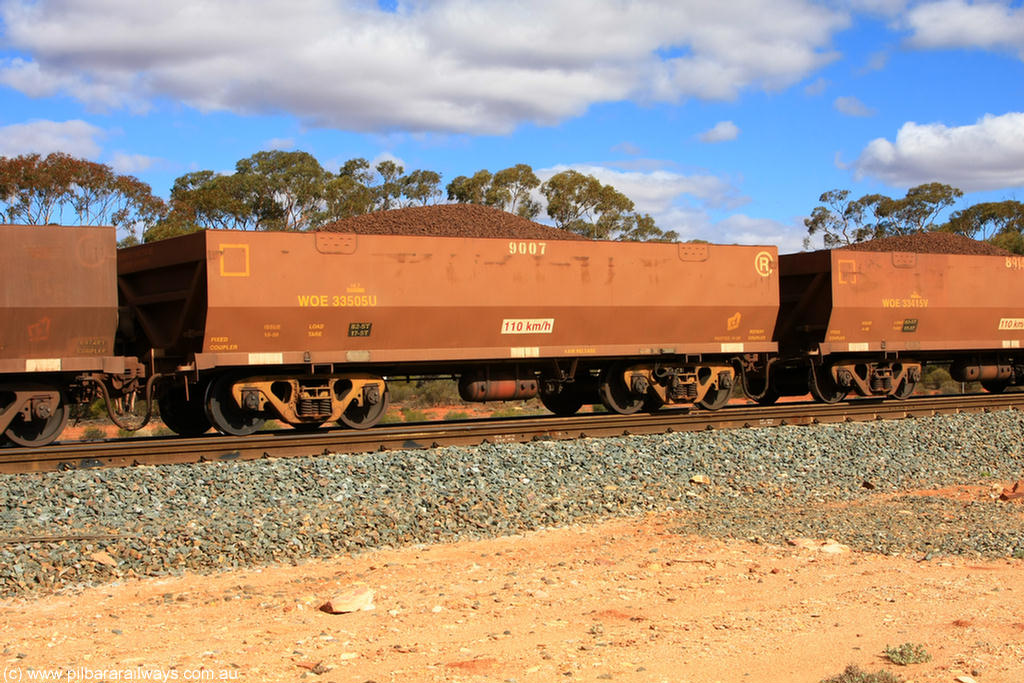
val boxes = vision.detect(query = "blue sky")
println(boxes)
[1,0,1023,251]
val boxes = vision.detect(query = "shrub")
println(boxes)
[401,408,428,423]
[81,426,106,442]
[884,642,931,666]
[388,379,462,407]
[258,420,282,432]
[821,665,903,683]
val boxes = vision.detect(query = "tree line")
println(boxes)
[2,150,1022,252]
[0,150,675,245]
[805,183,1024,253]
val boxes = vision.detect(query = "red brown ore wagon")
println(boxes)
[118,230,779,435]
[0,225,141,446]
[768,247,1024,402]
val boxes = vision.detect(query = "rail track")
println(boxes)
[2,393,1022,474]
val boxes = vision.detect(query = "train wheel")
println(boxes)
[808,367,848,404]
[158,384,211,437]
[697,385,731,410]
[205,374,265,436]
[598,364,644,415]
[540,387,585,416]
[642,392,665,413]
[890,378,918,400]
[4,390,70,447]
[338,388,389,430]
[981,379,1009,394]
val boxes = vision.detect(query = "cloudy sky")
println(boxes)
[1,0,1023,251]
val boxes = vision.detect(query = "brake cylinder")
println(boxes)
[458,368,538,402]
[949,360,1012,382]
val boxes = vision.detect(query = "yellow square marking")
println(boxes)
[219,244,251,277]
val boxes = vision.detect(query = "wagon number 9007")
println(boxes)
[509,241,546,256]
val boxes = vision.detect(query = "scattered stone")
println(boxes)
[295,661,329,675]
[819,540,851,555]
[840,231,1010,256]
[689,474,711,486]
[89,551,117,567]
[787,538,851,555]
[999,480,1024,502]
[320,587,375,614]
[320,204,585,241]
[2,410,1024,597]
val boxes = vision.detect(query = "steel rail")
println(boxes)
[1,393,1022,474]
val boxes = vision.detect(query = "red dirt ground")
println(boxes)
[2,508,1023,683]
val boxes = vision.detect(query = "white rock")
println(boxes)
[320,586,375,614]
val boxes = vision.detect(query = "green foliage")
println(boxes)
[990,229,1024,255]
[443,410,472,421]
[446,163,542,219]
[540,169,677,241]
[80,426,107,442]
[489,400,546,418]
[0,152,165,241]
[73,398,108,420]
[447,169,493,205]
[400,407,429,422]
[6,149,1022,256]
[234,150,330,231]
[875,183,962,235]
[945,200,1024,254]
[921,365,980,394]
[148,153,445,242]
[387,379,461,408]
[540,169,632,239]
[323,160,376,219]
[820,665,903,683]
[884,642,932,666]
[804,189,879,248]
[805,183,963,248]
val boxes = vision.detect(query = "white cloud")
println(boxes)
[853,112,1024,191]
[0,0,848,134]
[906,0,1024,55]
[534,162,755,244]
[539,163,747,215]
[370,152,407,170]
[834,95,876,117]
[0,119,104,157]
[803,77,828,96]
[843,0,910,16]
[713,214,805,253]
[697,120,740,143]
[263,138,296,151]
[611,141,644,156]
[531,162,807,248]
[109,151,159,175]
